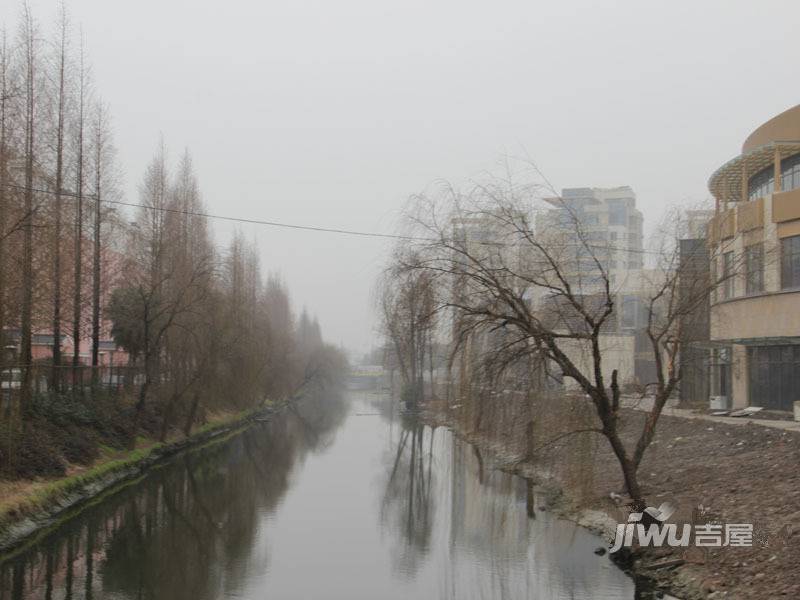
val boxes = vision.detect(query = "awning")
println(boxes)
[708,141,800,202]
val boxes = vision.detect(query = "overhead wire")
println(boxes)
[1,183,675,256]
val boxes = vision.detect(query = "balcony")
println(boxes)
[737,197,764,232]
[708,210,737,244]
[772,187,800,223]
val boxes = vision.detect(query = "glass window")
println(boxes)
[781,235,800,289]
[780,153,800,193]
[582,215,599,226]
[748,166,774,201]
[608,206,626,226]
[745,243,763,294]
[621,295,642,328]
[710,259,718,303]
[721,251,735,299]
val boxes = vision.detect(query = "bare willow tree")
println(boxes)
[389,174,734,511]
[378,249,437,408]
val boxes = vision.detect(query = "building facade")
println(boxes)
[533,186,655,388]
[538,186,644,291]
[706,104,800,411]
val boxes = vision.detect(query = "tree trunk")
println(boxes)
[51,19,67,391]
[72,55,86,387]
[131,320,152,448]
[91,162,101,380]
[604,425,646,511]
[159,393,175,442]
[183,390,201,437]
[0,33,9,373]
[20,14,36,409]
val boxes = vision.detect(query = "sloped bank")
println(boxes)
[0,402,287,557]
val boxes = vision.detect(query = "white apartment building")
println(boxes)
[537,186,644,292]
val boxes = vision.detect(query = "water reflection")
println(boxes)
[377,409,634,600]
[0,390,349,600]
[0,391,635,599]
[380,421,435,576]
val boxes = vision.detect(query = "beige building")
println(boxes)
[706,104,800,411]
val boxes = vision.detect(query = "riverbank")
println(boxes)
[0,401,286,556]
[424,402,800,600]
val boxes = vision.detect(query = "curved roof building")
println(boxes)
[706,104,800,412]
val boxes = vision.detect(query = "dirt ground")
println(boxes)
[542,410,800,599]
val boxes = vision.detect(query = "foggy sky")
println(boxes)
[2,0,798,354]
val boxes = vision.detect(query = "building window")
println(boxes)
[781,235,800,289]
[744,243,764,294]
[748,167,774,200]
[721,251,735,299]
[582,214,599,226]
[710,260,717,303]
[780,153,800,193]
[608,208,626,226]
[749,153,800,200]
[621,295,643,329]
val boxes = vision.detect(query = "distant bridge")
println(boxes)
[348,365,385,390]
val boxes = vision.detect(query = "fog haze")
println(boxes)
[2,0,797,353]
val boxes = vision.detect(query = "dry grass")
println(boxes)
[0,404,265,540]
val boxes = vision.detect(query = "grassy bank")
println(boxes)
[0,403,280,554]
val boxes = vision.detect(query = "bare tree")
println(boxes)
[156,150,214,439]
[71,33,89,381]
[378,250,437,408]
[19,5,38,407]
[90,101,117,376]
[0,29,10,367]
[108,143,216,442]
[49,4,70,386]
[261,273,296,402]
[388,175,733,511]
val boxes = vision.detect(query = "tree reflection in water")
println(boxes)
[0,389,349,600]
[378,407,634,600]
[0,392,636,600]
[380,415,436,577]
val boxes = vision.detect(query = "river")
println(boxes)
[0,389,639,599]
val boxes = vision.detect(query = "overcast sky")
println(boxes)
[2,0,798,354]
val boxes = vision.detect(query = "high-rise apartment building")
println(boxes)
[538,186,644,291]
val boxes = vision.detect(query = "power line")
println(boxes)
[1,182,674,256]
[2,183,426,242]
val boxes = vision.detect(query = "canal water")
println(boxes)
[0,390,637,599]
